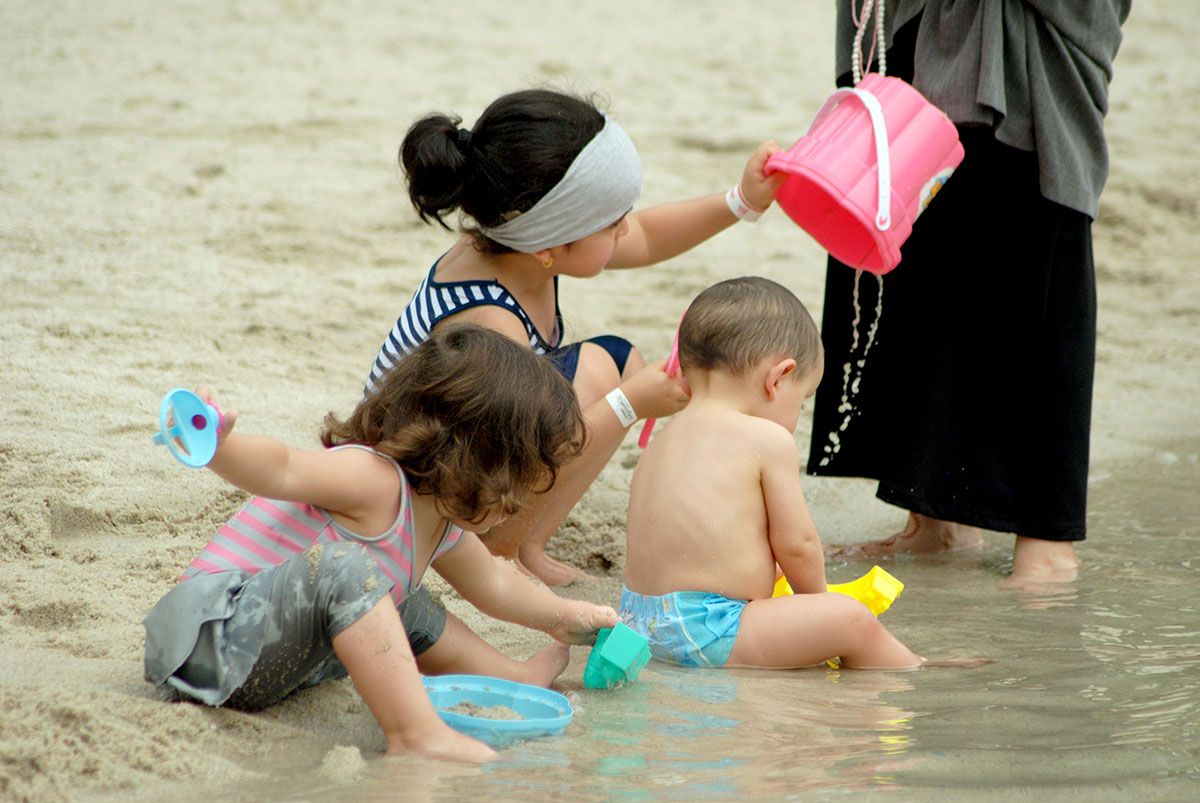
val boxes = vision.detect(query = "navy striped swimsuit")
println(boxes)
[366,256,632,393]
[366,257,562,393]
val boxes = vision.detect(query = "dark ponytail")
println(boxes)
[399,89,605,253]
[400,112,473,229]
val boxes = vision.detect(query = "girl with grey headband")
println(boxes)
[366,88,782,587]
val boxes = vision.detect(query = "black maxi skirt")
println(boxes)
[805,68,1096,543]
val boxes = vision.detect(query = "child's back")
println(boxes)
[626,395,794,603]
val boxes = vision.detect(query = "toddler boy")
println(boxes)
[622,277,923,669]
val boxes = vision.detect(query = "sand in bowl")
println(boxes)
[446,702,526,721]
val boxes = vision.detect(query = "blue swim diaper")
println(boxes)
[619,587,745,667]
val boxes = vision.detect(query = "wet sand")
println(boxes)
[2,0,1197,799]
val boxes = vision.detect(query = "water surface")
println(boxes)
[212,445,1200,801]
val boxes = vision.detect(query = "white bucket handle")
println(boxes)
[807,88,892,231]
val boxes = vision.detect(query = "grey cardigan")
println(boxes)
[837,0,1131,218]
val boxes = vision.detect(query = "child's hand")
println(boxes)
[739,139,786,211]
[620,359,690,421]
[193,385,238,444]
[546,601,619,645]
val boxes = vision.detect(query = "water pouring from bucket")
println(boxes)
[765,0,965,477]
[764,0,963,274]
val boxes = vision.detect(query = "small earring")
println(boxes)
[541,256,554,269]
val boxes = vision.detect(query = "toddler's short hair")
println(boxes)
[678,276,821,377]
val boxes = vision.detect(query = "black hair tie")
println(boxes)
[456,128,473,147]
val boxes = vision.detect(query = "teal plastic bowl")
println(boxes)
[422,674,573,748]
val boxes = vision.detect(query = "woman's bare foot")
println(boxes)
[828,512,984,559]
[517,544,594,587]
[1004,536,1079,586]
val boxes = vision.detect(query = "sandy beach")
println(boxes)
[2,1,1198,800]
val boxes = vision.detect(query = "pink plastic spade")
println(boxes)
[637,318,683,448]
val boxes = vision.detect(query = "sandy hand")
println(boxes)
[547,602,619,645]
[192,384,238,442]
[389,725,498,763]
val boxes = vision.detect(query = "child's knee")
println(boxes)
[622,344,646,377]
[316,543,395,635]
[574,343,626,404]
[830,594,879,639]
[320,542,377,585]
[397,587,446,657]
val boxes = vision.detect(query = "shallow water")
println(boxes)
[216,445,1198,801]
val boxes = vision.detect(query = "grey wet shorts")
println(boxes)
[144,541,446,710]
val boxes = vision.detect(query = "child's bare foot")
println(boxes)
[386,723,498,763]
[518,642,572,687]
[517,546,594,587]
[919,656,996,669]
[828,513,984,559]
[478,643,571,687]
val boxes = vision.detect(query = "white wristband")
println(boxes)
[604,388,638,428]
[725,183,765,222]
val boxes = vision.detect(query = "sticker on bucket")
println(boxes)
[916,167,955,219]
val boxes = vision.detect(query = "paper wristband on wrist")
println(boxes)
[725,183,765,222]
[605,388,638,428]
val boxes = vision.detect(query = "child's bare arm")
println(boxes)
[196,387,392,519]
[332,594,496,761]
[607,195,738,268]
[607,140,783,268]
[434,534,618,643]
[761,431,827,594]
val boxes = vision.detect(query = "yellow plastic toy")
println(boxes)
[773,565,904,616]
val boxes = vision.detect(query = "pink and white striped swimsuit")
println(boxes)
[181,445,463,605]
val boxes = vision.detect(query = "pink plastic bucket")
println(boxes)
[765,74,963,275]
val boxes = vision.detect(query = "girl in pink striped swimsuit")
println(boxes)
[143,324,618,763]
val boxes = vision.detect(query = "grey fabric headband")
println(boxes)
[479,113,643,252]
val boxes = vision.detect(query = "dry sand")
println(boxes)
[2,1,1197,800]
